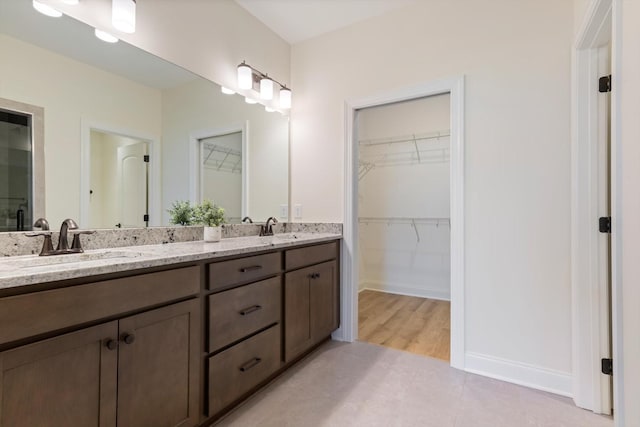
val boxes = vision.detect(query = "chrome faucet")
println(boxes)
[259,217,278,236]
[56,218,79,251]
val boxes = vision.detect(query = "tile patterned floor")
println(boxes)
[216,341,613,427]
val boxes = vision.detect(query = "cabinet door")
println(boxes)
[117,299,200,427]
[310,260,339,342]
[284,267,313,362]
[0,321,118,427]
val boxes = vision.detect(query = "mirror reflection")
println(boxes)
[0,0,289,231]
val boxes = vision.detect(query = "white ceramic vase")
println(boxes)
[203,226,221,242]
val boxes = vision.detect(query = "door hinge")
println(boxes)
[601,358,613,376]
[143,155,150,163]
[143,214,149,222]
[599,217,611,233]
[599,75,612,93]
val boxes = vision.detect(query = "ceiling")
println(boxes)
[234,0,418,44]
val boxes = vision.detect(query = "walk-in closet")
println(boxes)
[357,93,451,361]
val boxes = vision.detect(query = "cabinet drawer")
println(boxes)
[0,266,200,346]
[208,277,281,353]
[208,252,281,291]
[285,241,338,271]
[208,325,281,416]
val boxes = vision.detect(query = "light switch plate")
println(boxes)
[294,204,302,219]
[280,204,288,218]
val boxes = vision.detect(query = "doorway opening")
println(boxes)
[342,76,465,369]
[357,94,452,361]
[198,131,243,223]
[88,130,149,229]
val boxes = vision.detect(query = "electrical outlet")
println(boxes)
[279,204,288,218]
[294,204,302,219]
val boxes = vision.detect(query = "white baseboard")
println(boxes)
[359,281,451,301]
[465,352,572,397]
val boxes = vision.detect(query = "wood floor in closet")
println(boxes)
[358,290,450,361]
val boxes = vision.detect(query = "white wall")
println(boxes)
[39,0,291,101]
[291,0,574,393]
[0,34,161,227]
[161,78,289,224]
[615,1,640,425]
[358,94,451,300]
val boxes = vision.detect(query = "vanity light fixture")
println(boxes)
[112,0,136,33]
[237,61,292,108]
[60,0,80,4]
[221,87,235,95]
[237,62,253,90]
[33,1,63,17]
[260,76,274,100]
[245,97,258,104]
[279,86,292,109]
[95,28,119,43]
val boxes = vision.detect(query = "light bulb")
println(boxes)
[112,0,136,33]
[265,106,276,113]
[279,87,292,109]
[260,77,274,100]
[237,63,252,90]
[33,1,62,17]
[95,29,119,43]
[60,0,80,4]
[245,97,258,104]
[221,87,235,95]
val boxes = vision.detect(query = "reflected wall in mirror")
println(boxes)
[0,0,289,231]
[89,130,149,229]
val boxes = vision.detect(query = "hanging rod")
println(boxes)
[359,130,450,147]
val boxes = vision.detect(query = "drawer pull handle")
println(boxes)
[239,305,263,316]
[239,357,262,372]
[240,265,262,273]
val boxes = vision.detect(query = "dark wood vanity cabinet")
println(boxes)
[284,243,340,362]
[0,238,341,426]
[0,267,201,427]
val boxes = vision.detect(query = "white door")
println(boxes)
[117,142,148,228]
[596,43,612,415]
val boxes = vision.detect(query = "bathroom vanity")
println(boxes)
[0,233,341,427]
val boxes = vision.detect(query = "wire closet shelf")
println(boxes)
[358,129,450,181]
[202,143,242,174]
[358,216,451,242]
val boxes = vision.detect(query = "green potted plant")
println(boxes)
[193,200,226,242]
[167,200,194,226]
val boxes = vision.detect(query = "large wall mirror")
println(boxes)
[0,0,289,231]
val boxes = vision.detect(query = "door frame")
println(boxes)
[188,122,248,218]
[572,0,623,415]
[340,76,465,369]
[80,120,160,227]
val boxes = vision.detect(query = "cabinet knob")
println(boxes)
[105,339,118,350]
[121,333,136,345]
[308,273,321,279]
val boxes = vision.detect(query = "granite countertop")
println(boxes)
[0,232,341,291]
